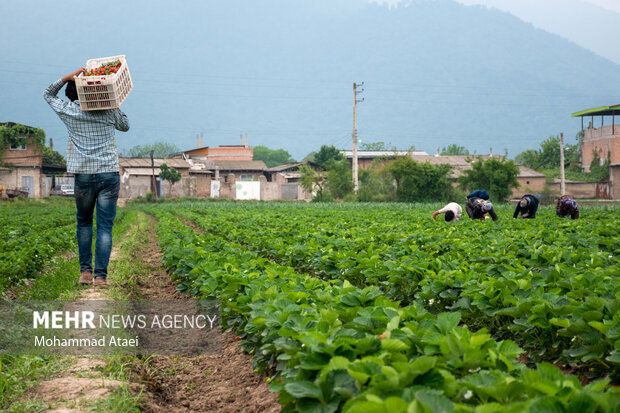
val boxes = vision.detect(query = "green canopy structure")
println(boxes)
[572,104,620,132]
[572,104,620,117]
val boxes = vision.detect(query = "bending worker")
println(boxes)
[432,202,462,222]
[465,190,498,221]
[556,195,579,220]
[513,194,539,219]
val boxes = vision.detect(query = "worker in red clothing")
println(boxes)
[556,195,579,220]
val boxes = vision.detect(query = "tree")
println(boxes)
[386,157,453,202]
[300,159,353,201]
[41,146,66,166]
[302,151,317,162]
[514,148,541,170]
[253,146,295,168]
[300,164,326,200]
[357,163,396,202]
[441,144,470,156]
[314,145,344,166]
[128,142,180,158]
[515,135,580,171]
[589,149,610,181]
[325,159,354,200]
[360,141,391,151]
[458,157,520,202]
[159,163,181,197]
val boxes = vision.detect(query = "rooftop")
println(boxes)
[203,159,267,171]
[266,160,322,172]
[119,158,191,169]
[341,150,429,158]
[572,104,620,117]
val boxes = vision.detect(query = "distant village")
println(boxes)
[1,104,618,201]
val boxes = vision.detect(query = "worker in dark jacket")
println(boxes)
[467,190,490,200]
[513,194,539,219]
[556,195,579,219]
[465,196,498,221]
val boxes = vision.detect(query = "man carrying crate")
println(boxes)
[44,67,130,287]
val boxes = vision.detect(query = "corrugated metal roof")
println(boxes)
[517,166,546,178]
[119,157,191,169]
[266,160,322,172]
[209,160,267,171]
[123,167,163,176]
[342,150,429,158]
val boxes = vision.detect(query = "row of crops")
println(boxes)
[172,203,619,375]
[146,202,620,412]
[0,199,76,288]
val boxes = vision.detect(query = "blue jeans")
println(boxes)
[74,172,120,279]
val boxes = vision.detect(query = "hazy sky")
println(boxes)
[2,0,619,160]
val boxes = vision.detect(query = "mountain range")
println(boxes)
[1,0,619,159]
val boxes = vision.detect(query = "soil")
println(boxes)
[130,215,280,412]
[25,213,279,412]
[516,352,595,386]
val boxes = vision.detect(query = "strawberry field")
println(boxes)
[0,199,76,289]
[144,201,619,412]
[1,200,618,411]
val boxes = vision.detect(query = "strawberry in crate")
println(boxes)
[84,60,122,76]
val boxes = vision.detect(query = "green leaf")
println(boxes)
[498,340,523,358]
[285,381,324,400]
[529,396,567,413]
[385,397,409,412]
[381,338,409,352]
[413,389,453,413]
[566,393,598,413]
[605,351,620,363]
[341,293,363,307]
[410,356,437,376]
[549,318,570,328]
[297,397,340,413]
[301,352,332,369]
[387,315,401,331]
[345,400,386,413]
[436,312,461,333]
[326,356,351,372]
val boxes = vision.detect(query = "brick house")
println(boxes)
[341,151,546,199]
[572,105,620,199]
[0,123,45,198]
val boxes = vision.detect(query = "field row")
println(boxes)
[0,200,76,288]
[164,202,619,377]
[147,204,620,412]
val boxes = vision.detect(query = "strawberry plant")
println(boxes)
[145,204,620,411]
[167,202,619,376]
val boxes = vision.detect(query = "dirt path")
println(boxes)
[22,212,279,412]
[26,248,128,412]
[127,214,280,413]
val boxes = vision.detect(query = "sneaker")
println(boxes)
[93,277,109,287]
[79,271,93,285]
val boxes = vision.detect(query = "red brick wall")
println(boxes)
[581,126,620,171]
[208,146,253,161]
[3,143,41,167]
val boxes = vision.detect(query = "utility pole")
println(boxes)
[150,149,157,198]
[352,82,364,191]
[560,132,566,195]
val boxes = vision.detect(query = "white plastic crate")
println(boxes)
[74,55,133,111]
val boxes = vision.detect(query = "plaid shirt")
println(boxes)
[43,79,129,174]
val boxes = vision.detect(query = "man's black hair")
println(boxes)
[65,81,78,102]
[444,210,455,222]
